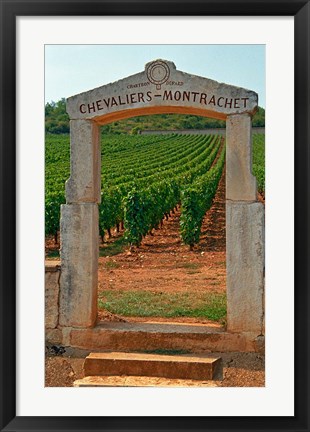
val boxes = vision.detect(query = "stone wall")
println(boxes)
[45,261,62,344]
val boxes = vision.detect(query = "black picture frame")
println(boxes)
[1,1,309,431]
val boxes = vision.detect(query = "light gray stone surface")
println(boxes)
[45,266,60,329]
[226,114,257,201]
[66,59,258,123]
[59,203,99,328]
[65,119,101,204]
[226,201,265,334]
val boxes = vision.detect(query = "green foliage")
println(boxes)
[45,134,69,240]
[123,187,145,247]
[130,126,141,135]
[46,250,60,259]
[45,192,65,240]
[99,186,124,240]
[179,189,202,247]
[252,134,265,194]
[180,145,226,248]
[45,98,70,134]
[253,106,265,127]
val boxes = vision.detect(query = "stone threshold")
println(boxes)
[49,321,264,353]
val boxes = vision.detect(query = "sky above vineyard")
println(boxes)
[45,44,265,108]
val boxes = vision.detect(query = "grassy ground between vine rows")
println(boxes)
[99,290,226,322]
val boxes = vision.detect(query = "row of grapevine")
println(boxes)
[45,192,65,242]
[123,180,180,247]
[180,145,226,249]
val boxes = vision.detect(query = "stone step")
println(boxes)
[74,375,219,387]
[83,352,221,381]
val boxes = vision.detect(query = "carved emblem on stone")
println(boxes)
[146,60,170,90]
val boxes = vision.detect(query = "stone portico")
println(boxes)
[46,59,264,352]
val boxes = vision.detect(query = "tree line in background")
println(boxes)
[45,98,265,135]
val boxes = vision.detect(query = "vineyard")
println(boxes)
[46,131,265,321]
[46,132,265,248]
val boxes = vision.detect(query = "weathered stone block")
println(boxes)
[45,328,63,345]
[84,352,221,380]
[65,119,101,204]
[59,203,99,328]
[226,114,257,201]
[45,263,60,329]
[226,201,265,334]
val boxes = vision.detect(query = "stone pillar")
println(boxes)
[66,119,101,203]
[226,114,256,201]
[226,114,265,334]
[59,119,101,328]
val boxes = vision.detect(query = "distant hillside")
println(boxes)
[45,98,265,135]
